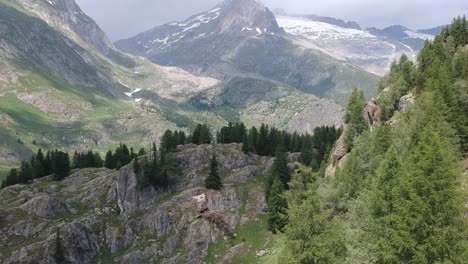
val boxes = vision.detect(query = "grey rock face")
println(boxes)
[363,100,383,129]
[0,144,273,263]
[325,128,348,177]
[398,93,416,113]
[19,195,70,218]
[15,0,114,54]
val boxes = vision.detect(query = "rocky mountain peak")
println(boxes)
[15,0,114,54]
[218,0,282,33]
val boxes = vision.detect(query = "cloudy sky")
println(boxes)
[75,0,468,41]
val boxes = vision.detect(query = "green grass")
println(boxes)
[204,215,279,264]
[0,164,13,183]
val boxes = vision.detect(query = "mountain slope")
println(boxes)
[115,0,380,105]
[0,144,277,264]
[0,0,221,164]
[0,0,345,168]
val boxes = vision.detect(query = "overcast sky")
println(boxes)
[75,0,468,41]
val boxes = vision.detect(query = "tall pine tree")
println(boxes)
[205,155,222,190]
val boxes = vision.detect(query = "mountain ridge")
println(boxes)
[115,0,380,106]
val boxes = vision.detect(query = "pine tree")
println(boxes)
[138,147,146,156]
[33,149,45,178]
[18,161,32,184]
[199,124,212,144]
[281,177,347,263]
[378,125,468,263]
[2,168,18,189]
[247,126,258,153]
[53,151,70,181]
[161,130,176,152]
[191,124,202,145]
[241,133,249,153]
[267,176,288,234]
[345,89,368,151]
[104,150,115,169]
[272,146,291,188]
[257,124,269,156]
[205,155,222,190]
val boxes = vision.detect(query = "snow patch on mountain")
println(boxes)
[125,88,142,97]
[277,16,375,40]
[404,30,435,41]
[276,15,437,76]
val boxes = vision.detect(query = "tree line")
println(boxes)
[1,122,342,190]
[1,149,71,188]
[133,143,178,189]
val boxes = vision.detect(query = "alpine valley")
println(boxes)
[1,0,465,264]
[0,0,439,166]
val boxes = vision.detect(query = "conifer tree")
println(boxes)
[2,169,18,188]
[241,133,249,153]
[205,155,222,190]
[282,176,347,263]
[247,126,258,153]
[161,130,175,153]
[378,125,468,263]
[267,176,288,233]
[138,147,146,156]
[33,149,45,178]
[272,146,291,188]
[104,150,115,169]
[345,89,368,151]
[257,124,269,156]
[18,161,32,184]
[52,151,70,181]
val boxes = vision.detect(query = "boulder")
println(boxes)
[399,93,415,112]
[19,195,69,218]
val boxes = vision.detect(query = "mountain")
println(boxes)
[0,0,220,164]
[276,15,440,76]
[115,0,380,106]
[417,25,446,36]
[0,0,345,168]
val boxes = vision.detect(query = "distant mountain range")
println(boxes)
[115,0,380,107]
[0,0,354,164]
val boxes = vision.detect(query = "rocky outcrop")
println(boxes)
[19,195,70,218]
[325,128,348,177]
[0,144,273,263]
[363,99,383,129]
[398,93,415,112]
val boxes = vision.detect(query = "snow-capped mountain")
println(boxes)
[277,15,441,76]
[116,0,380,106]
[115,0,283,63]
